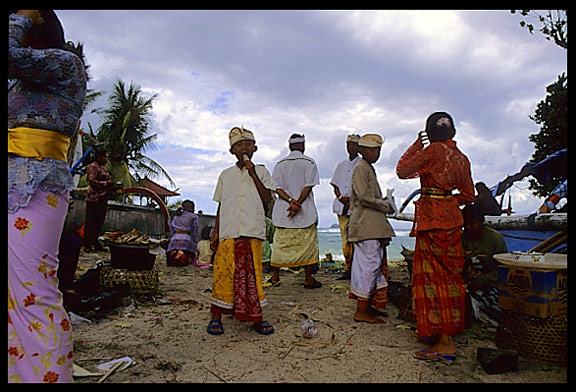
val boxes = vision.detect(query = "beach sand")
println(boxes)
[71,250,567,383]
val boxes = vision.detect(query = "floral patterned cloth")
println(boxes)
[396,139,475,234]
[8,12,85,383]
[8,189,73,383]
[85,162,111,203]
[8,13,86,214]
[396,137,473,338]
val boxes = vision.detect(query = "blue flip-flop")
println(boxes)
[253,320,274,335]
[414,349,456,364]
[207,320,224,335]
[414,349,442,361]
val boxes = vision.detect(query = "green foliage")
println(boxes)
[511,10,567,50]
[89,79,175,187]
[527,73,567,198]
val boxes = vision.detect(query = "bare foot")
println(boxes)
[426,335,456,356]
[353,310,385,324]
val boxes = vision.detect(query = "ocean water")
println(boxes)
[318,227,415,262]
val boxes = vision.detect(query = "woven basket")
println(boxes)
[100,266,159,294]
[495,309,567,366]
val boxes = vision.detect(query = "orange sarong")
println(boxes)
[412,227,466,336]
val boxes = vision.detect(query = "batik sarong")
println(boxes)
[211,238,267,323]
[8,189,73,383]
[412,227,466,336]
[270,223,319,268]
[349,239,389,309]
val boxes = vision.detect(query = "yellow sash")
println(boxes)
[8,127,70,161]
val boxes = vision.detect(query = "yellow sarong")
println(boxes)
[270,223,319,268]
[211,238,267,310]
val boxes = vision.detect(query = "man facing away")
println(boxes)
[330,134,361,279]
[270,133,322,289]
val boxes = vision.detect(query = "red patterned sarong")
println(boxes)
[412,228,466,336]
[232,239,263,322]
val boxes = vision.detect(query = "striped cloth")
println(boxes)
[412,227,467,336]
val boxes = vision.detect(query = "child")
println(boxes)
[347,134,396,323]
[208,127,276,335]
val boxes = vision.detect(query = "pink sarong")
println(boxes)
[8,189,73,383]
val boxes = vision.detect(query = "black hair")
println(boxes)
[462,204,485,224]
[425,112,456,142]
[9,10,66,50]
[182,199,195,211]
[94,148,107,158]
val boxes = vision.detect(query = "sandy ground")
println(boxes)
[70,250,567,383]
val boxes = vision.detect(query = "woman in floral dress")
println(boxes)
[8,10,87,382]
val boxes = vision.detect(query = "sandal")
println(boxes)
[304,279,322,289]
[413,349,442,361]
[413,349,456,364]
[253,321,274,335]
[207,320,224,335]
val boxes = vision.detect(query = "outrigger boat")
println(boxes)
[390,177,567,255]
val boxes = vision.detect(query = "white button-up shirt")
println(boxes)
[213,164,275,241]
[272,150,320,229]
[330,155,361,215]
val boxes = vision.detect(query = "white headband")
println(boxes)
[289,135,306,144]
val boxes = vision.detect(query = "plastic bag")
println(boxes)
[301,319,317,338]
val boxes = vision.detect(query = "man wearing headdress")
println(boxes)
[208,127,276,335]
[348,134,396,323]
[270,134,322,289]
[330,134,361,280]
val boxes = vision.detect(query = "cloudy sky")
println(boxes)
[56,9,567,229]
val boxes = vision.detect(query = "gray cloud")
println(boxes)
[57,10,567,227]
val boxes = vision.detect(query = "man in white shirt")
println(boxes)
[330,134,361,280]
[270,134,322,289]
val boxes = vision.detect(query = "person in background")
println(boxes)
[347,134,396,323]
[396,112,475,363]
[209,127,276,336]
[167,200,202,267]
[8,10,87,383]
[330,134,361,280]
[461,204,507,324]
[270,134,322,289]
[197,225,215,267]
[84,148,118,252]
[262,216,275,272]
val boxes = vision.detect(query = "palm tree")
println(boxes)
[94,79,175,187]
